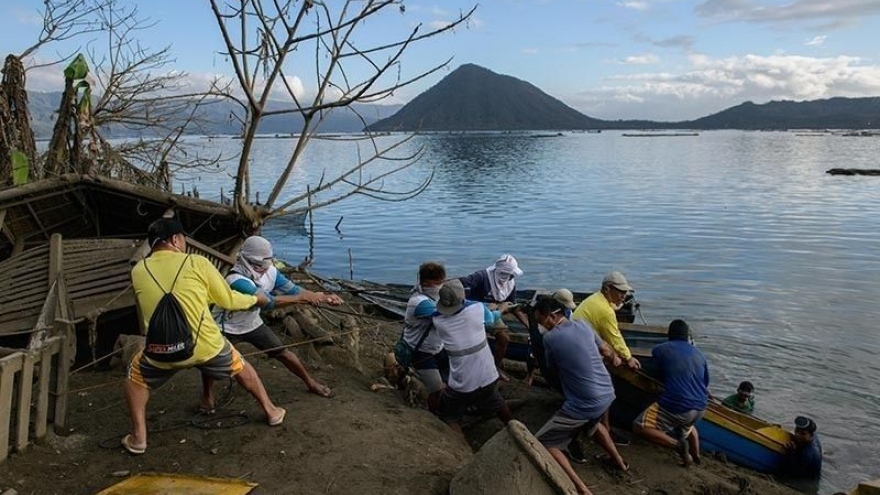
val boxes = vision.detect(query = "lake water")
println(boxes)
[188,131,880,493]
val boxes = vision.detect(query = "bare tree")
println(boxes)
[10,0,236,189]
[209,0,477,226]
[17,0,104,63]
[82,0,236,188]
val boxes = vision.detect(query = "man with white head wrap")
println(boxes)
[458,254,529,378]
[202,236,343,411]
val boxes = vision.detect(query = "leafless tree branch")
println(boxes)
[209,0,476,226]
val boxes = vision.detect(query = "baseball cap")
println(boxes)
[603,271,633,292]
[436,279,465,316]
[147,217,186,248]
[552,289,576,310]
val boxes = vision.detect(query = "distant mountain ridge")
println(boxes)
[685,97,880,129]
[26,67,880,136]
[25,93,402,138]
[367,63,880,132]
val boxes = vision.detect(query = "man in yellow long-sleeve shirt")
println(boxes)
[122,217,286,455]
[572,271,641,371]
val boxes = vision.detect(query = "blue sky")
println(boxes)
[4,0,880,121]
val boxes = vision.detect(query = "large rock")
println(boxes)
[449,420,577,495]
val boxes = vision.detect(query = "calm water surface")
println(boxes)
[189,131,880,492]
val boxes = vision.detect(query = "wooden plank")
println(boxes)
[68,283,132,303]
[48,233,63,284]
[186,236,235,267]
[15,353,35,452]
[65,258,132,277]
[66,269,132,290]
[0,209,6,241]
[0,283,52,306]
[71,291,136,318]
[0,353,24,373]
[0,262,50,284]
[52,330,71,432]
[0,318,39,336]
[0,353,23,462]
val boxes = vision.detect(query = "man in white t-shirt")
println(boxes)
[204,236,343,412]
[432,279,512,440]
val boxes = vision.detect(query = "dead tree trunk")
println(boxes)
[0,55,38,186]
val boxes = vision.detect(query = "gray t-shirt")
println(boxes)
[543,318,615,420]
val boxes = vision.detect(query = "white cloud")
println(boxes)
[428,20,453,30]
[522,48,539,55]
[696,0,880,27]
[570,53,880,121]
[23,62,68,92]
[805,35,827,46]
[618,1,650,11]
[624,53,660,64]
[13,7,43,26]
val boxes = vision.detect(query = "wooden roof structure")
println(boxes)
[0,174,248,261]
[0,173,244,344]
[0,234,234,339]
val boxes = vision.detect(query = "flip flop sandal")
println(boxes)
[268,408,287,426]
[122,434,146,455]
[197,405,217,415]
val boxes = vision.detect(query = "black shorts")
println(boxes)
[438,381,505,424]
[226,324,285,358]
[535,410,603,449]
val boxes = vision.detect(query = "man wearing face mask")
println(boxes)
[204,235,343,412]
[532,295,628,494]
[459,255,529,377]
[572,271,640,371]
[399,261,447,412]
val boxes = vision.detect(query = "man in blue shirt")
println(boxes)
[633,319,709,467]
[532,296,628,495]
[785,415,823,480]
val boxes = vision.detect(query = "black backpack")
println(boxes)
[142,255,204,362]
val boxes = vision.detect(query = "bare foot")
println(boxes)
[308,381,332,398]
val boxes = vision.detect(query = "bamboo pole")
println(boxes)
[15,353,35,452]
[0,352,23,462]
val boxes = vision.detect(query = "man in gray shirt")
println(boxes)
[533,296,628,494]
